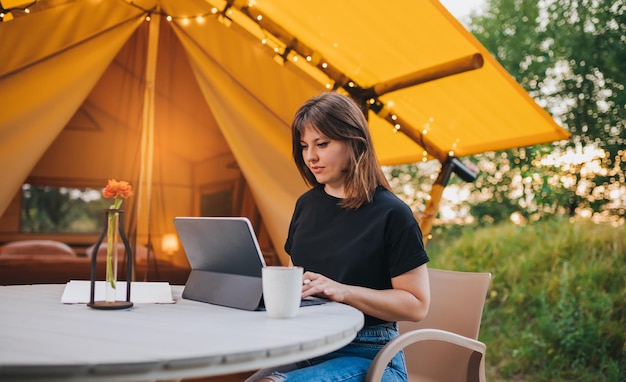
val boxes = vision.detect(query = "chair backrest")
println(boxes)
[399,268,491,382]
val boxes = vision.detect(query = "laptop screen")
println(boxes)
[174,217,266,278]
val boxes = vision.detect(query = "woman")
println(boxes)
[248,92,430,382]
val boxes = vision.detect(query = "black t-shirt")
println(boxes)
[285,185,429,326]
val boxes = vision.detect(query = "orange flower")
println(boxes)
[101,179,133,291]
[103,179,133,200]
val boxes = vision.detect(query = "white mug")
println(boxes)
[262,266,303,319]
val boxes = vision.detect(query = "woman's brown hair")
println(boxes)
[291,92,391,209]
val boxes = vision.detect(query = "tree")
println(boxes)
[466,0,625,223]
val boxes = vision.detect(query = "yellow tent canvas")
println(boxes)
[0,0,569,267]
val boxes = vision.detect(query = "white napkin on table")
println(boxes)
[61,280,175,304]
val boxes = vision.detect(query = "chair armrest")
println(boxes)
[365,328,487,382]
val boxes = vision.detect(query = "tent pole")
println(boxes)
[419,158,478,244]
[418,159,454,245]
[136,12,160,280]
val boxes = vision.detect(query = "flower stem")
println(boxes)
[106,198,123,290]
[106,213,117,290]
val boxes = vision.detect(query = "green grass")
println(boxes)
[426,218,626,382]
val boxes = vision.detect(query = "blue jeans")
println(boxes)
[246,322,407,382]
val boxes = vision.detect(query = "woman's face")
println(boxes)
[300,125,350,198]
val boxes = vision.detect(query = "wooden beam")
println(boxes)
[368,53,484,97]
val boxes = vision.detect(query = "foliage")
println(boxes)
[465,0,625,223]
[20,184,109,233]
[427,218,626,381]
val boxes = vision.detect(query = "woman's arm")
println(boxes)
[301,264,430,322]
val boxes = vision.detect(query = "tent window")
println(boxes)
[200,189,233,217]
[20,184,108,233]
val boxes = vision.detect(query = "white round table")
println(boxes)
[0,284,364,381]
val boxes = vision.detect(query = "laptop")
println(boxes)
[174,217,266,310]
[174,217,325,311]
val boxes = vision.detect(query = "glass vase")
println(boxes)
[88,208,133,310]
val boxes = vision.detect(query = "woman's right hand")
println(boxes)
[301,271,348,302]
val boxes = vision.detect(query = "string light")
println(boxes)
[124,0,222,25]
[254,7,433,158]
[0,0,36,22]
[68,0,435,157]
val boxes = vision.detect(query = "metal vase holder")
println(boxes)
[88,208,133,310]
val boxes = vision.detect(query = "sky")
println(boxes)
[438,0,485,18]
